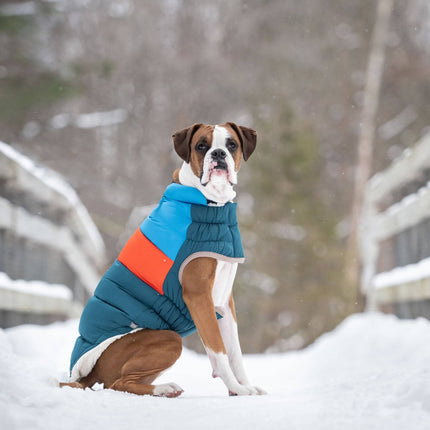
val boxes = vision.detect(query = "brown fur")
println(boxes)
[61,330,182,396]
[172,168,180,184]
[229,293,237,323]
[181,257,226,354]
[222,123,243,173]
[188,125,215,178]
[225,122,257,162]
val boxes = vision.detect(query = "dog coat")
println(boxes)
[69,183,244,380]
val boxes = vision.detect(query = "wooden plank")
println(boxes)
[367,132,430,203]
[374,277,430,304]
[0,156,15,180]
[0,287,82,317]
[373,185,430,241]
[0,196,100,294]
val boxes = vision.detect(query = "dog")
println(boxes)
[61,122,265,397]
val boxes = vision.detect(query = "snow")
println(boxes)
[50,109,128,130]
[0,271,72,300]
[240,269,279,295]
[385,182,430,218]
[374,256,430,289]
[1,313,430,429]
[269,221,307,242]
[0,2,37,16]
[75,109,128,129]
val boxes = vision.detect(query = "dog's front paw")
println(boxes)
[153,382,184,398]
[247,385,267,396]
[228,384,267,396]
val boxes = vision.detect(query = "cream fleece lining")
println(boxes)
[178,251,244,285]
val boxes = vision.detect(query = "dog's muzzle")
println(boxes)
[211,149,228,171]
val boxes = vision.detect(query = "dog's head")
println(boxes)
[173,123,257,204]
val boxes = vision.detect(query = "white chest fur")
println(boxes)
[212,260,238,309]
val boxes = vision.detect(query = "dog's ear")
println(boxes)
[172,123,203,163]
[226,122,257,161]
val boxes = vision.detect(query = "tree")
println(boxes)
[344,0,394,304]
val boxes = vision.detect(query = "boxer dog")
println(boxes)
[61,123,265,397]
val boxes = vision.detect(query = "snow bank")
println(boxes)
[1,313,430,429]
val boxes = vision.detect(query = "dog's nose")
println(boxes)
[211,149,227,160]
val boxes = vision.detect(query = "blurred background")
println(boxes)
[1,0,430,353]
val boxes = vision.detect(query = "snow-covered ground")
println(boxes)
[1,313,430,430]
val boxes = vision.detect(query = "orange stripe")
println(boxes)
[118,228,173,295]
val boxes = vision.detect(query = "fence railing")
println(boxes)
[361,132,430,318]
[0,141,106,327]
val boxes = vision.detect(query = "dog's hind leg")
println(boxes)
[95,329,183,397]
[59,376,95,390]
[59,368,100,390]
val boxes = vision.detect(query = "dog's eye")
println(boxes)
[196,142,208,152]
[226,139,238,151]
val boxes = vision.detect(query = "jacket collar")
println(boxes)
[165,183,234,207]
[164,183,208,206]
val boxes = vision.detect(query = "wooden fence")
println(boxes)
[361,132,430,318]
[0,141,106,327]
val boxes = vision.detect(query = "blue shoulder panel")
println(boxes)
[140,184,207,261]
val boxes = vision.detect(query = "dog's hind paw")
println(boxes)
[153,382,184,398]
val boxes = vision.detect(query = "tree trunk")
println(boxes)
[344,0,394,303]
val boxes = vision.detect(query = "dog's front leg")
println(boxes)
[182,258,255,395]
[217,294,266,395]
